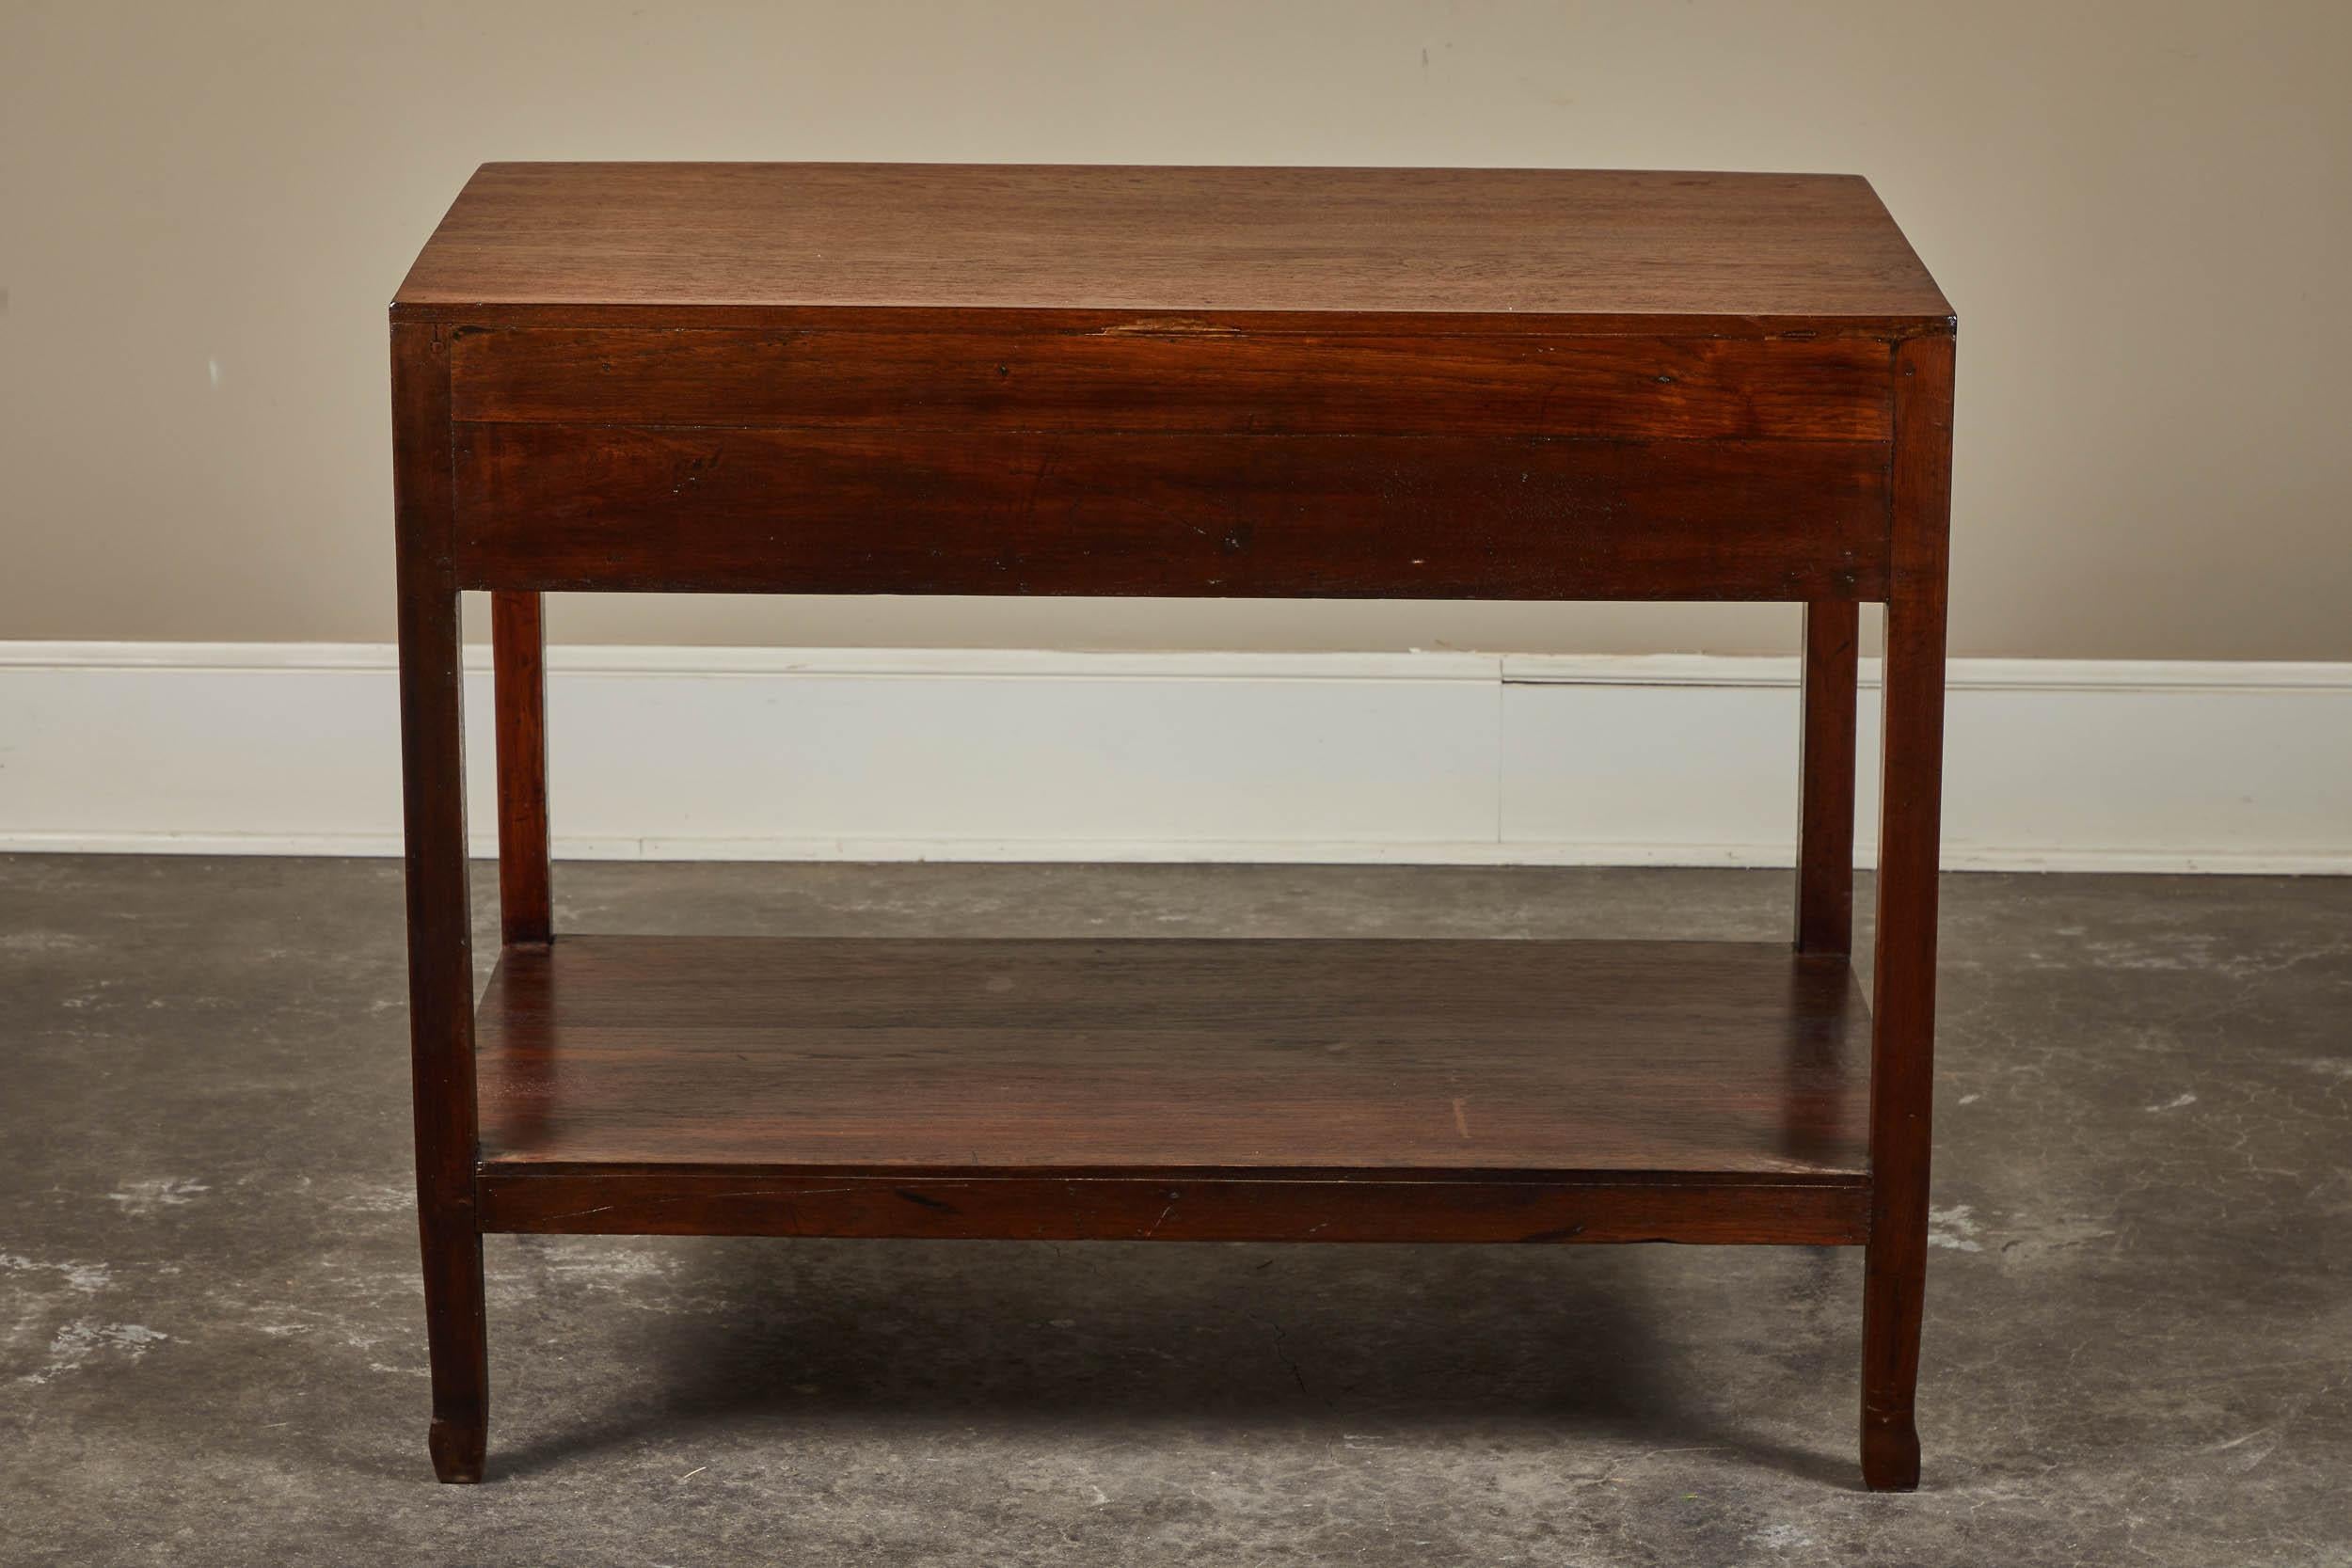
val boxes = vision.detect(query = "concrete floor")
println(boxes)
[4,855,2348,1565]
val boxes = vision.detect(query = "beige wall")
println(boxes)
[5,1,2347,658]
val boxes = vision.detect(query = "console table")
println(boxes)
[389,163,1955,1489]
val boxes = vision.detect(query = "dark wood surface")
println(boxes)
[390,160,1954,1489]
[1860,331,1956,1492]
[473,936,1868,1180]
[390,324,487,1485]
[480,1169,1867,1247]
[488,591,550,947]
[453,425,1891,600]
[394,164,1951,333]
[449,327,1897,440]
[1795,600,1861,955]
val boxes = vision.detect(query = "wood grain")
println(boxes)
[452,427,1892,601]
[1861,331,1956,1493]
[390,323,487,1485]
[479,1170,1868,1246]
[472,936,1870,1181]
[395,164,1951,333]
[489,590,550,947]
[449,327,1896,442]
[389,159,1959,1488]
[1795,600,1861,954]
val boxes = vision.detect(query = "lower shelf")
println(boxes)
[472,935,1871,1244]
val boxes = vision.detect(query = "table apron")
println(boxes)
[450,422,1892,600]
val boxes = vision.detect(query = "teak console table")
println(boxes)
[389,163,1955,1489]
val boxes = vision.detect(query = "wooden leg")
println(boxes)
[492,591,552,947]
[1794,600,1858,956]
[1861,332,1954,1492]
[394,325,487,1483]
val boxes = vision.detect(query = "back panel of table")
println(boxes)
[442,325,1899,602]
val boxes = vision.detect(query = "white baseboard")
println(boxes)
[2,642,2346,873]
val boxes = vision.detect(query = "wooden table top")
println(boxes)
[393,163,1952,332]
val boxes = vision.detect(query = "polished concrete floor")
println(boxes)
[4,855,2348,1565]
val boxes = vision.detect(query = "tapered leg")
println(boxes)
[1794,600,1858,956]
[492,591,552,947]
[1861,332,1955,1492]
[394,324,487,1483]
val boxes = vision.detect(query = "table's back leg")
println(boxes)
[492,591,552,946]
[393,324,488,1483]
[1861,332,1955,1492]
[1795,600,1859,955]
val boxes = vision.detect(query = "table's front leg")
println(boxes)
[392,324,488,1483]
[1862,331,1955,1492]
